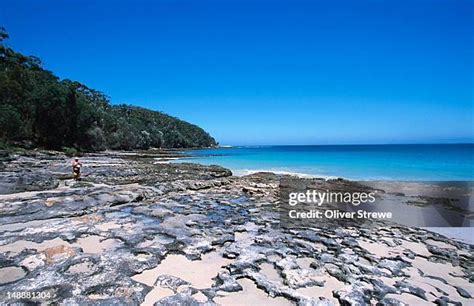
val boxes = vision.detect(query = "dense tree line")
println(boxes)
[0,28,217,150]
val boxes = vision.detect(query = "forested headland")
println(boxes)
[0,28,217,151]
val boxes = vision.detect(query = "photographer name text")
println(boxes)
[288,209,392,219]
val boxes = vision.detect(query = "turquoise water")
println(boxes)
[178,144,474,181]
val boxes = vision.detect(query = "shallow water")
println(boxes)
[177,144,474,181]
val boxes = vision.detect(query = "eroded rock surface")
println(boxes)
[0,151,472,305]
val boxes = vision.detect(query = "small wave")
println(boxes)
[234,169,341,180]
[153,157,182,164]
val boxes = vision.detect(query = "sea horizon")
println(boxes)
[218,142,474,147]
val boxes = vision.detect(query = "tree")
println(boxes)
[0,26,218,150]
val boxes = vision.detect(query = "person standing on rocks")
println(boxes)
[72,157,82,181]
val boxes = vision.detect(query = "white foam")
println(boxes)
[233,169,340,180]
[423,227,474,244]
[153,157,181,164]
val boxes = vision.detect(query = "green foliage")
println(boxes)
[62,146,79,157]
[0,141,12,151]
[0,104,21,139]
[0,141,25,153]
[0,28,217,151]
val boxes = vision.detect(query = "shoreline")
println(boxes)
[423,227,474,244]
[169,144,474,181]
[0,150,473,304]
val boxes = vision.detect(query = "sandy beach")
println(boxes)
[0,150,472,305]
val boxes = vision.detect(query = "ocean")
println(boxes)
[178,144,474,181]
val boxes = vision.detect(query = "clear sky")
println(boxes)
[1,0,473,145]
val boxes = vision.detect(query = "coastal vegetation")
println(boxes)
[0,28,217,151]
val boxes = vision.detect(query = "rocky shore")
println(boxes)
[0,150,472,305]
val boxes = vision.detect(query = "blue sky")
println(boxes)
[1,0,472,145]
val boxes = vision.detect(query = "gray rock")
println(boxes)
[1,151,472,305]
[455,286,472,298]
[376,298,407,306]
[334,285,368,305]
[0,170,58,194]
